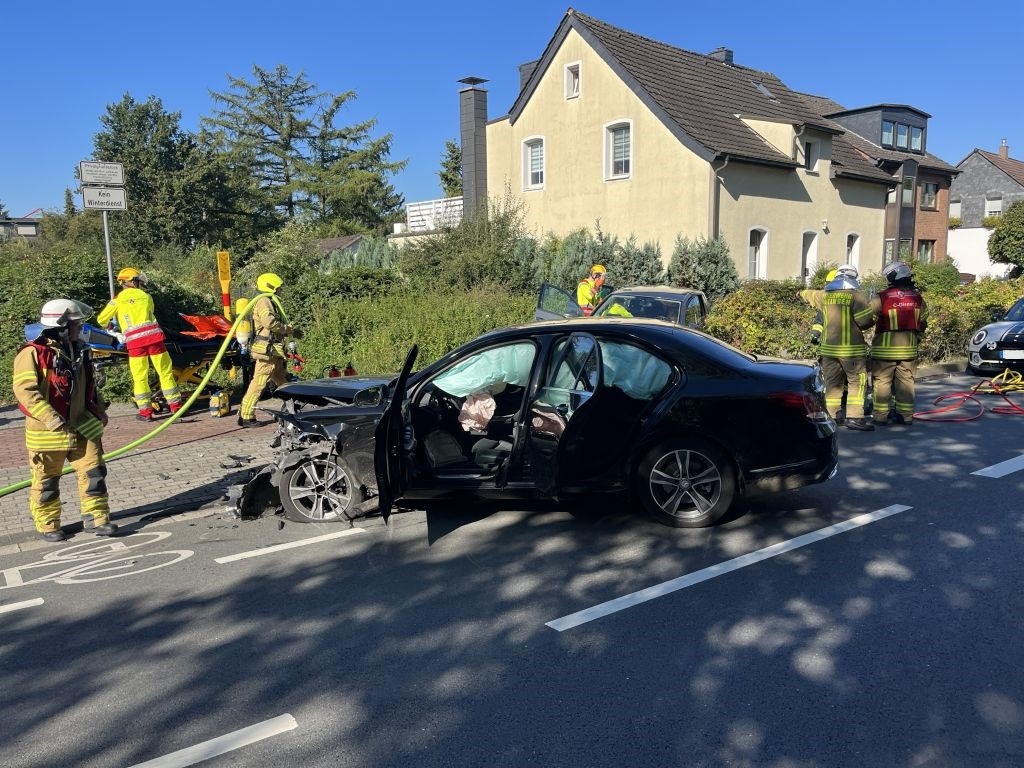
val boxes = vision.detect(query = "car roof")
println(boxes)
[606,285,705,299]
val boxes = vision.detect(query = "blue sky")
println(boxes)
[3,1,1021,219]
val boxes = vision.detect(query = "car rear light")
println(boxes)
[770,391,831,423]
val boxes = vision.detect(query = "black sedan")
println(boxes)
[967,298,1024,375]
[241,319,837,528]
[535,283,708,327]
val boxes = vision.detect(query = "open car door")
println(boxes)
[374,345,418,522]
[535,283,583,321]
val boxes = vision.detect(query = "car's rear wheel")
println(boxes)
[280,455,363,523]
[637,438,736,528]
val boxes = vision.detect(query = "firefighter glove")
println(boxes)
[810,330,821,345]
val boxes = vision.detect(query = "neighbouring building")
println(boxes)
[0,216,41,242]
[476,9,909,280]
[797,98,959,266]
[947,141,1024,280]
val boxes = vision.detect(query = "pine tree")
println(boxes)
[438,139,462,198]
[667,236,739,305]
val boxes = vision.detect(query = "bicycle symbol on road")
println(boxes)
[0,531,193,590]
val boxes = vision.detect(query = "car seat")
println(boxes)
[471,438,513,469]
[423,430,467,468]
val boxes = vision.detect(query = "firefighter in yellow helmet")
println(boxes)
[13,299,118,541]
[96,267,182,421]
[237,273,303,427]
[577,265,608,316]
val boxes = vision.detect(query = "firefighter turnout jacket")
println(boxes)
[870,286,927,360]
[249,295,290,362]
[13,335,106,452]
[97,286,166,351]
[799,288,875,357]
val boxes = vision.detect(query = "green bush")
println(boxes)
[912,259,962,297]
[948,216,962,229]
[705,279,815,360]
[666,236,739,305]
[983,215,1002,230]
[918,277,1024,362]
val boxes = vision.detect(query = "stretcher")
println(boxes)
[24,314,251,407]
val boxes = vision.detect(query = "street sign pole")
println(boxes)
[102,210,115,298]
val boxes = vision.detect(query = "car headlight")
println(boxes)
[971,329,987,346]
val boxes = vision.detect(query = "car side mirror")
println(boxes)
[353,385,383,407]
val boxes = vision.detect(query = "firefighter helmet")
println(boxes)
[591,264,607,274]
[39,298,93,328]
[835,264,859,280]
[256,272,283,294]
[117,267,142,283]
[883,261,913,285]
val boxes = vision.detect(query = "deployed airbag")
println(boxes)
[432,343,536,397]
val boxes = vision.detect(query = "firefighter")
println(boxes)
[237,273,303,427]
[13,299,118,542]
[97,267,182,421]
[799,265,877,431]
[577,265,608,316]
[870,261,928,426]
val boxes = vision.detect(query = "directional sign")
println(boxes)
[79,161,125,186]
[82,186,128,210]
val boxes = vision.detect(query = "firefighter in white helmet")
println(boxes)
[12,299,118,541]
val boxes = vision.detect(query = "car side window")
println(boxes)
[597,340,672,400]
[685,296,703,328]
[548,335,599,392]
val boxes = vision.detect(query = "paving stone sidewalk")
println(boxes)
[0,401,280,554]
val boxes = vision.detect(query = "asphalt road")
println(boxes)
[1,373,1022,768]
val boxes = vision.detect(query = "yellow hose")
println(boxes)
[0,293,272,498]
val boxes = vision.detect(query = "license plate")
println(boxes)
[1001,350,1024,359]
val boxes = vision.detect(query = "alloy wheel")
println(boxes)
[648,449,722,521]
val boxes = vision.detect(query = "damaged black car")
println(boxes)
[237,318,838,529]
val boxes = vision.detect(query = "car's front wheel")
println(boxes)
[636,439,736,528]
[280,455,363,523]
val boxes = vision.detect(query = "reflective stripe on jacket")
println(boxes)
[97,287,166,350]
[799,288,876,358]
[871,287,928,360]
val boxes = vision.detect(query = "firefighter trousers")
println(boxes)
[239,358,288,420]
[820,356,868,420]
[871,358,917,423]
[129,343,181,412]
[28,436,110,534]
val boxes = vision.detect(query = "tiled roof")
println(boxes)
[315,234,364,255]
[977,149,1024,187]
[510,10,892,182]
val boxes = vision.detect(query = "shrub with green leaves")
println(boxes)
[704,279,815,360]
[666,236,739,305]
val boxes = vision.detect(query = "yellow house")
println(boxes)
[480,10,896,280]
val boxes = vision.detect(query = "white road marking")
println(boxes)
[127,713,297,768]
[547,504,913,632]
[0,598,44,615]
[214,528,367,564]
[972,454,1024,478]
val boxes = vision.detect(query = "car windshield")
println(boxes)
[1003,298,1024,322]
[595,296,681,322]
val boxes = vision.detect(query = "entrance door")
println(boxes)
[801,232,818,285]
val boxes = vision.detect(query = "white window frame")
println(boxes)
[917,239,935,263]
[747,227,768,280]
[803,140,820,173]
[985,197,1003,217]
[564,62,581,100]
[522,136,545,191]
[846,232,861,270]
[949,200,962,218]
[800,230,818,284]
[604,120,633,181]
[920,181,938,210]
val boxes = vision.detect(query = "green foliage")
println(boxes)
[0,199,9,218]
[319,236,397,272]
[910,259,962,297]
[918,278,1024,362]
[987,201,1024,270]
[296,287,535,377]
[704,279,814,360]
[437,139,462,198]
[532,227,616,293]
[397,190,532,291]
[982,215,1003,230]
[666,236,740,305]
[289,267,401,328]
[236,220,323,292]
[948,216,962,229]
[809,262,839,288]
[606,236,664,285]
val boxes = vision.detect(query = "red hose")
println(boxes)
[914,376,1024,422]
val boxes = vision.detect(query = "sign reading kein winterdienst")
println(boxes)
[79,160,128,296]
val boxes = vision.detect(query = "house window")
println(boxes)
[803,140,820,172]
[896,124,909,150]
[899,239,913,260]
[985,197,1003,217]
[911,126,924,152]
[846,233,861,269]
[887,186,897,205]
[884,239,896,264]
[901,176,916,206]
[523,138,544,189]
[882,121,895,148]
[564,63,580,99]
[949,200,962,218]
[921,182,938,210]
[801,231,817,283]
[748,228,767,279]
[605,122,632,179]
[917,240,935,263]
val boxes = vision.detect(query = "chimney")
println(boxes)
[708,47,734,65]
[999,138,1009,159]
[518,60,539,93]
[458,77,489,218]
